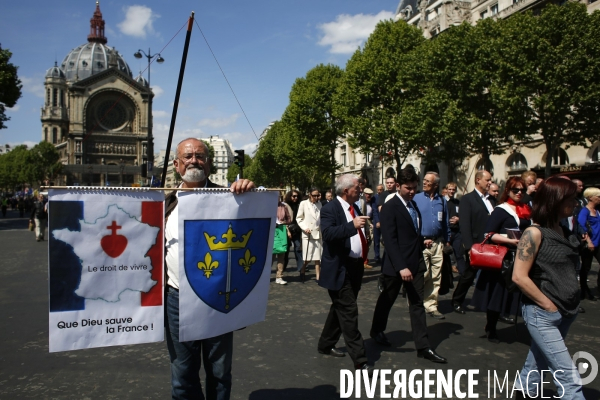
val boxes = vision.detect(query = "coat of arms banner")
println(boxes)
[178,189,277,341]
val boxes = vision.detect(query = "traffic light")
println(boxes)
[234,150,245,167]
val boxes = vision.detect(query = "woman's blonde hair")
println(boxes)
[583,187,600,200]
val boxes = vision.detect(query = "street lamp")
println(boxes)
[134,48,164,185]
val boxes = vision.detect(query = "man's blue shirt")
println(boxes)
[413,192,450,242]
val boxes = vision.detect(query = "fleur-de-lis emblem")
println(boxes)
[238,249,256,274]
[198,253,219,278]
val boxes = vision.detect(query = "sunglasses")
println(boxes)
[510,188,526,194]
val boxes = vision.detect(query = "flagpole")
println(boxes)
[161,11,195,188]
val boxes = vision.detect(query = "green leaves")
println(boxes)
[252,4,600,185]
[0,45,23,130]
[0,141,62,190]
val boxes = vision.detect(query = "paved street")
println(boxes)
[1,208,599,399]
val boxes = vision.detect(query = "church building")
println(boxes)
[41,2,152,186]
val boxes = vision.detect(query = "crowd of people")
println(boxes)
[271,168,595,398]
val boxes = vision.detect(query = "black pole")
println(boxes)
[161,12,195,187]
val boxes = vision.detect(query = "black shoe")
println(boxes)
[417,348,447,363]
[486,330,500,344]
[356,362,374,377]
[499,315,516,325]
[453,303,466,314]
[578,306,586,313]
[318,347,345,357]
[370,331,391,347]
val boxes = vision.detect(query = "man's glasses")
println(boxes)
[510,188,526,194]
[179,153,208,163]
[291,195,298,198]
[311,194,319,197]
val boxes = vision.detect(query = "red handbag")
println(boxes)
[470,233,508,270]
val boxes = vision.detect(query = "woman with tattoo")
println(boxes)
[471,177,531,343]
[512,177,583,399]
[578,187,600,300]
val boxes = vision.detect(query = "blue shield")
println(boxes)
[184,218,271,313]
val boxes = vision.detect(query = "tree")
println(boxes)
[246,121,293,188]
[494,3,600,177]
[399,18,525,179]
[226,154,253,183]
[282,64,345,188]
[0,145,29,191]
[26,141,62,185]
[335,20,425,170]
[0,45,22,130]
[202,140,217,175]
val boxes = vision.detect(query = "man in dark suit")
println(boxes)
[446,182,466,275]
[370,168,447,363]
[317,174,372,373]
[451,170,495,314]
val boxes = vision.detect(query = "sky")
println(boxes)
[0,1,398,156]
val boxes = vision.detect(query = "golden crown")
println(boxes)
[204,224,252,251]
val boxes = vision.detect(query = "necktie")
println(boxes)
[349,205,368,264]
[407,202,419,232]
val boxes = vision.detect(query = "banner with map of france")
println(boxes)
[178,189,278,342]
[47,189,164,353]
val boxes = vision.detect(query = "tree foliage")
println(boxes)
[226,154,253,183]
[493,3,600,177]
[282,64,345,187]
[400,19,515,174]
[0,45,22,130]
[252,5,600,185]
[335,20,425,169]
[0,142,62,190]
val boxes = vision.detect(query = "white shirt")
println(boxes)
[165,181,208,289]
[337,197,364,258]
[475,188,494,214]
[396,193,420,229]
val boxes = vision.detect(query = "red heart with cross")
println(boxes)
[101,221,128,258]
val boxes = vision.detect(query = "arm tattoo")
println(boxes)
[517,230,537,262]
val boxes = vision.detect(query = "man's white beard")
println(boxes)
[182,167,206,183]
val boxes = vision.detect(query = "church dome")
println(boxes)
[58,2,132,82]
[134,74,149,87]
[60,43,132,82]
[45,62,65,79]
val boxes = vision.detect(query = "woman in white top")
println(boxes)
[296,188,323,283]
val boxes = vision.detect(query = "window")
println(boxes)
[491,4,499,15]
[592,145,600,163]
[44,128,48,142]
[476,158,494,175]
[46,89,50,106]
[506,153,527,171]
[52,128,58,144]
[480,10,488,19]
[52,89,58,107]
[551,148,569,166]
[341,146,347,167]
